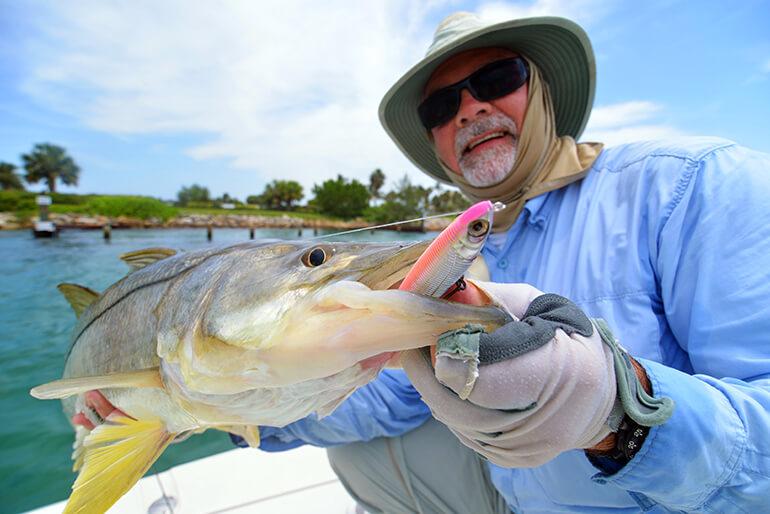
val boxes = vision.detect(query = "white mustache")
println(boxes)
[454,113,518,160]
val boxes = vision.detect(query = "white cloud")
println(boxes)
[582,101,685,146]
[476,0,615,27]
[762,58,770,74]
[19,0,619,194]
[21,1,446,193]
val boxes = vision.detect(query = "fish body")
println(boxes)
[33,219,508,512]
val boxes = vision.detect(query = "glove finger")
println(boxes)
[402,349,531,433]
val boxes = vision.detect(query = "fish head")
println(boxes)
[161,239,509,393]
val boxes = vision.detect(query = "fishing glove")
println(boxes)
[401,280,673,468]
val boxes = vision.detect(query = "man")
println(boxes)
[82,12,770,513]
[320,12,770,512]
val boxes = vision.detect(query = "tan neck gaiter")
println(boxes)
[441,58,603,232]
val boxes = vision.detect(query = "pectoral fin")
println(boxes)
[315,389,356,419]
[63,415,175,514]
[220,425,261,448]
[31,368,162,400]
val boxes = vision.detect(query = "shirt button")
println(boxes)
[497,259,508,269]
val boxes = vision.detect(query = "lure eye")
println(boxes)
[467,219,490,239]
[302,247,329,267]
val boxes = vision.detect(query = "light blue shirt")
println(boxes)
[257,137,770,513]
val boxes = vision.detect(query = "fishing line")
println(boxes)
[312,201,506,240]
[311,211,463,240]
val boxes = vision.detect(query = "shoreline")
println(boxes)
[0,212,451,232]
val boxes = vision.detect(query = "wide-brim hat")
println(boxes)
[379,13,596,184]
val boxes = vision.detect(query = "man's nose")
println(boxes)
[455,89,491,127]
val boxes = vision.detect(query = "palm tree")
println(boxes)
[22,143,80,193]
[368,168,386,199]
[0,162,24,190]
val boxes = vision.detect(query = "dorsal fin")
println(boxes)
[58,283,100,318]
[119,247,177,272]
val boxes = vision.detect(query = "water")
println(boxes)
[0,227,433,514]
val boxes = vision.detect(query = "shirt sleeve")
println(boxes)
[593,143,770,512]
[237,369,431,452]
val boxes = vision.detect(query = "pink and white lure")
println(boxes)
[399,200,496,297]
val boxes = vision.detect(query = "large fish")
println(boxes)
[31,204,508,513]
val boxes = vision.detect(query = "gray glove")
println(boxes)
[402,281,673,468]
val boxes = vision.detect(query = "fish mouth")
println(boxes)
[355,239,431,291]
[349,239,447,370]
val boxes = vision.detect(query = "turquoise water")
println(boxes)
[0,227,432,514]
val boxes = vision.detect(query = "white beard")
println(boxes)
[458,139,517,187]
[454,113,519,187]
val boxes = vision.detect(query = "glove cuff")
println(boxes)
[593,319,675,428]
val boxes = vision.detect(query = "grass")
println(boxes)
[0,191,340,223]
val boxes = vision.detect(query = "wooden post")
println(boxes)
[249,227,255,239]
[103,224,112,240]
[207,225,213,241]
[298,228,303,237]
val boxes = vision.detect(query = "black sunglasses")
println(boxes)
[418,57,529,130]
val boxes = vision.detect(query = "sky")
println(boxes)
[1,0,769,201]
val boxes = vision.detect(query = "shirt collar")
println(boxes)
[522,191,554,227]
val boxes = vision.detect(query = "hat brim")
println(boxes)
[379,16,595,184]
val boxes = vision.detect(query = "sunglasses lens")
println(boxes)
[471,59,528,101]
[418,88,460,130]
[417,58,528,130]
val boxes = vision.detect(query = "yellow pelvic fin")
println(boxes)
[63,415,175,514]
[219,424,261,448]
[119,247,177,272]
[57,284,100,318]
[30,368,162,400]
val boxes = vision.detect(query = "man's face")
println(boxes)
[424,47,528,187]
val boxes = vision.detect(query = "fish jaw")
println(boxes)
[247,280,511,386]
[164,279,509,393]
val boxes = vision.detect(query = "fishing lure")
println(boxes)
[399,200,498,297]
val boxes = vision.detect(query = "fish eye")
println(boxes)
[302,247,329,267]
[468,219,490,239]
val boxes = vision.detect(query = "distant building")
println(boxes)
[221,203,236,210]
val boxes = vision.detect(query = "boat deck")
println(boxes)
[26,446,355,513]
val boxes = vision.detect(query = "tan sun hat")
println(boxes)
[379,12,596,184]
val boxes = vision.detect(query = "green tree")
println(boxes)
[256,180,304,210]
[368,168,386,199]
[246,194,260,205]
[21,143,80,193]
[214,192,241,205]
[177,184,210,206]
[312,175,370,218]
[0,162,24,190]
[365,175,433,226]
[430,184,470,214]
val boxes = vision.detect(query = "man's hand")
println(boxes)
[403,280,623,468]
[72,390,129,430]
